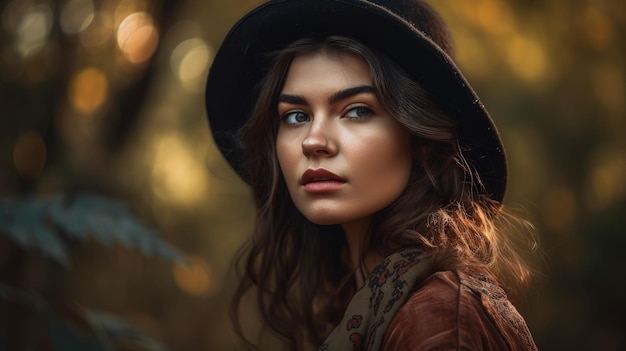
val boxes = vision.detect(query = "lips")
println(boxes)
[301,169,346,185]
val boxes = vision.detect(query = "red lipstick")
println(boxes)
[301,169,346,193]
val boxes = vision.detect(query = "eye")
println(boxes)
[345,105,373,120]
[282,111,310,125]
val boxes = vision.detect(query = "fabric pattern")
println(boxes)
[459,270,538,350]
[320,248,433,351]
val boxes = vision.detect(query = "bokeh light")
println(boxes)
[505,34,547,82]
[150,134,210,206]
[581,5,614,52]
[68,67,109,114]
[586,148,626,212]
[453,32,489,76]
[14,3,53,58]
[12,131,47,179]
[60,0,95,35]
[116,12,159,64]
[173,255,214,296]
[170,38,213,92]
[464,0,516,37]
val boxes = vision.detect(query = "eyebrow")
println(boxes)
[278,85,376,105]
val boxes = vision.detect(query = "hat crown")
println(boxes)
[266,0,454,56]
[369,0,455,57]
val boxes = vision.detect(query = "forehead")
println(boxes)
[282,49,372,91]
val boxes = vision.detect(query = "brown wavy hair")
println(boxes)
[230,36,537,350]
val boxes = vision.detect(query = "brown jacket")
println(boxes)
[383,270,538,350]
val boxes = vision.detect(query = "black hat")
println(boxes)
[205,0,507,203]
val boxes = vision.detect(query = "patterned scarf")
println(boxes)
[320,248,433,351]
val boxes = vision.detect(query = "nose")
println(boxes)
[301,119,337,158]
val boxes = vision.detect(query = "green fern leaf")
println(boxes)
[49,194,184,262]
[0,196,69,266]
[0,194,184,267]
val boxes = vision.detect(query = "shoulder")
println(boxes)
[382,270,537,351]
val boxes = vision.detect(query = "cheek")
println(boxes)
[377,134,413,194]
[376,152,412,195]
[276,137,298,183]
[352,136,412,194]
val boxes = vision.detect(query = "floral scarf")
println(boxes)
[320,248,432,351]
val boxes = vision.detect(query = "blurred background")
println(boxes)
[0,0,624,350]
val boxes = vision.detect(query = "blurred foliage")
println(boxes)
[0,0,624,350]
[0,293,168,350]
[1,194,184,266]
[0,194,181,350]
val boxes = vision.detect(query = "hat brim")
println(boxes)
[205,0,507,203]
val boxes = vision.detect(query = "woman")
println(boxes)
[205,1,538,350]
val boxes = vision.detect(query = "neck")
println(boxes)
[342,219,384,288]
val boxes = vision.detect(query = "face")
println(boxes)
[275,50,413,231]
